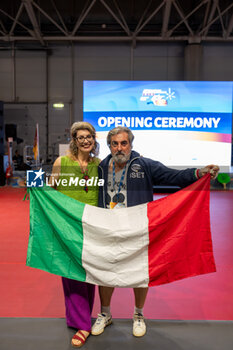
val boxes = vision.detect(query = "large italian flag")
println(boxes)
[26,174,216,288]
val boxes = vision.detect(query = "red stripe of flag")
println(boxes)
[147,174,216,287]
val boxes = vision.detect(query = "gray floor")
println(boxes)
[0,318,233,350]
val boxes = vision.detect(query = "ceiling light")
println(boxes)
[53,103,64,109]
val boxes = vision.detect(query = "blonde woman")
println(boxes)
[49,122,100,347]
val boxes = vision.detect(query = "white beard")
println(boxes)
[112,152,131,164]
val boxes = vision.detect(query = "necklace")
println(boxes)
[77,157,89,192]
[112,160,128,202]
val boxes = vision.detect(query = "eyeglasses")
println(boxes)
[75,135,93,143]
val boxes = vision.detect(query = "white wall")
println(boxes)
[0,42,233,162]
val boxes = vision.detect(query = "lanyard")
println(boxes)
[112,161,127,201]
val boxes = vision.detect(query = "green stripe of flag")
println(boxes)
[26,186,87,281]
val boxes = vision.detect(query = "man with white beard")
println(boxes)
[91,126,219,338]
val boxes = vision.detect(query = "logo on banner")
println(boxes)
[27,168,45,187]
[140,88,176,106]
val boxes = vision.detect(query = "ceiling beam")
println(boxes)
[216,4,226,37]
[0,6,35,37]
[100,0,131,36]
[134,0,165,36]
[113,0,131,35]
[1,34,233,43]
[202,0,218,36]
[161,0,173,37]
[199,2,233,36]
[168,0,208,37]
[9,2,24,35]
[32,0,69,36]
[23,0,45,45]
[134,0,153,34]
[50,0,68,33]
[72,0,97,36]
[225,12,233,38]
[0,19,7,33]
[197,0,211,33]
[172,0,194,36]
[0,0,232,46]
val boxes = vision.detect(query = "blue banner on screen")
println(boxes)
[83,81,233,168]
[84,111,231,133]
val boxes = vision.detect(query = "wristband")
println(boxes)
[195,169,201,179]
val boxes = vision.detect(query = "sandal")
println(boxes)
[71,330,89,348]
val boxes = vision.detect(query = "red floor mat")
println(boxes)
[0,187,233,320]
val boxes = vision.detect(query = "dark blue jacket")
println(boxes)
[98,151,197,208]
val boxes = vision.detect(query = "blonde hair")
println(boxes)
[69,121,99,157]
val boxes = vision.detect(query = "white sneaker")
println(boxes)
[91,313,112,336]
[133,313,146,337]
